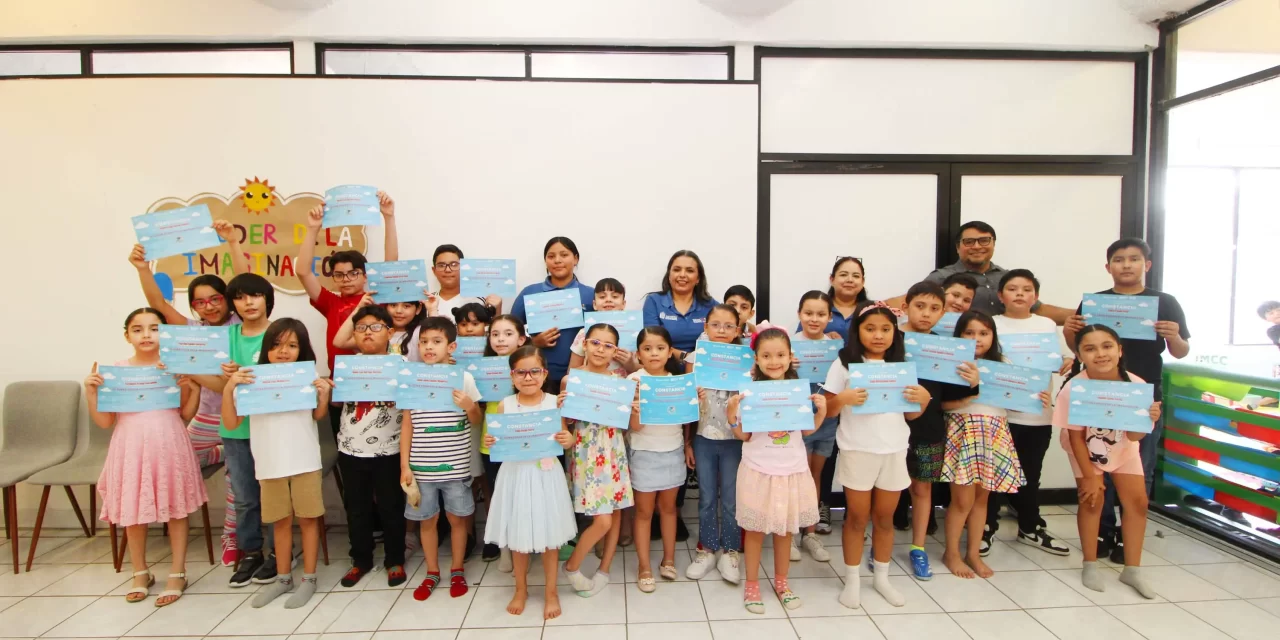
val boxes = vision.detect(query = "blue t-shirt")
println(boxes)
[642,292,719,354]
[510,276,596,383]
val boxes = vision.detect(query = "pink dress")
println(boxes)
[97,361,209,526]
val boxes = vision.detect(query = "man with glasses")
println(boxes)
[426,244,502,318]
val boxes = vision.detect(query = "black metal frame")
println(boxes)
[0,42,295,78]
[314,43,736,81]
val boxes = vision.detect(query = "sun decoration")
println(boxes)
[239,177,279,214]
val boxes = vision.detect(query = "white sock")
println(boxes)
[839,563,861,609]
[872,560,905,606]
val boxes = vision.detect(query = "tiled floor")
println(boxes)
[1,503,1278,640]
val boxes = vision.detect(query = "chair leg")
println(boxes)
[24,486,51,572]
[1,485,9,540]
[89,485,97,537]
[115,526,129,571]
[319,515,329,566]
[202,503,214,564]
[64,486,90,538]
[6,486,21,574]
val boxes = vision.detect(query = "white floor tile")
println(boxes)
[1184,563,1280,599]
[1141,535,1239,565]
[546,582,628,626]
[36,536,117,564]
[1008,536,1087,571]
[126,593,247,636]
[1135,565,1237,602]
[370,631,456,640]
[708,619,797,640]
[0,595,96,637]
[0,563,79,596]
[758,548,835,580]
[456,629,541,640]
[868,612,969,640]
[1040,514,1083,539]
[626,581,707,623]
[35,563,132,596]
[1178,599,1280,640]
[916,573,1018,612]
[477,552,548,587]
[211,588,329,636]
[285,633,371,640]
[855,576,941,615]
[46,594,164,637]
[777,577,867,618]
[461,586,547,628]
[296,592,360,634]
[378,583,476,630]
[1047,567,1167,606]
[9,534,74,563]
[185,564,261,594]
[1027,606,1145,640]
[624,548,694,583]
[790,616,884,640]
[699,578,783,620]
[624,621,713,640]
[987,569,1094,609]
[1250,596,1280,618]
[1105,603,1232,639]
[0,596,20,613]
[950,610,1057,640]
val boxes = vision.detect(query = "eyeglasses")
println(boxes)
[586,339,617,351]
[332,269,364,282]
[513,368,547,378]
[435,261,460,272]
[191,295,225,310]
[960,237,994,247]
[707,322,738,332]
[354,323,387,333]
[835,256,864,264]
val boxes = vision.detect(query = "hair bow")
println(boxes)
[858,300,905,319]
[749,320,783,350]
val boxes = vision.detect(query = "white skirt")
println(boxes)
[483,459,578,553]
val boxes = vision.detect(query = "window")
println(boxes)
[91,47,292,75]
[317,45,732,81]
[1173,0,1280,96]
[529,51,729,80]
[0,50,81,77]
[322,49,524,77]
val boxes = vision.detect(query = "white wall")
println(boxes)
[0,0,1157,50]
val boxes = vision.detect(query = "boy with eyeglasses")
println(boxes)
[426,244,503,318]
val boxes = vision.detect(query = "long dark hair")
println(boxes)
[657,250,712,303]
[391,301,428,356]
[452,301,497,327]
[827,257,869,303]
[635,326,685,376]
[750,328,799,381]
[485,314,528,357]
[543,236,580,276]
[187,274,232,321]
[508,344,546,369]
[838,302,905,365]
[1065,324,1133,383]
[954,310,1003,362]
[257,318,317,365]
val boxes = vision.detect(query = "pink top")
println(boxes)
[1054,371,1147,473]
[741,428,810,476]
[189,315,241,417]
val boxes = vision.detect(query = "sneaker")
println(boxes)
[340,565,368,588]
[482,543,501,562]
[1017,527,1070,557]
[802,533,831,563]
[686,468,698,491]
[816,503,832,535]
[220,534,240,568]
[229,551,265,588]
[1109,539,1125,564]
[251,553,279,584]
[1097,531,1116,559]
[909,548,933,581]
[979,528,993,557]
[789,538,801,561]
[675,517,690,542]
[718,550,742,585]
[687,549,716,580]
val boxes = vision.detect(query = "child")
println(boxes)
[86,308,208,607]
[333,293,428,360]
[1260,301,1280,348]
[453,301,497,531]
[823,301,930,609]
[335,305,408,588]
[627,326,687,593]
[222,319,333,609]
[726,327,826,613]
[569,278,636,375]
[942,273,977,314]
[792,291,837,558]
[988,269,1071,556]
[400,317,484,601]
[562,323,634,597]
[724,285,758,342]
[426,244,503,318]
[479,314,529,568]
[940,310,1027,579]
[483,346,577,620]
[685,304,747,583]
[1057,325,1160,599]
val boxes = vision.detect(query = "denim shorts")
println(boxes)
[405,478,475,521]
[804,416,839,457]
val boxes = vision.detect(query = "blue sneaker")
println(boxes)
[909,548,933,581]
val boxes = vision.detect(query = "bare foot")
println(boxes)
[507,588,527,615]
[544,589,562,620]
[943,551,976,579]
[966,554,993,578]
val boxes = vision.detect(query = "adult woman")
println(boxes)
[641,250,718,359]
[822,257,868,340]
[510,237,596,391]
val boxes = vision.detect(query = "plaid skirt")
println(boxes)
[940,413,1024,492]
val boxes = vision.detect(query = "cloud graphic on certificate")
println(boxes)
[1072,385,1086,393]
[1082,300,1097,306]
[102,372,117,380]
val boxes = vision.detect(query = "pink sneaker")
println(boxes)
[221,534,241,567]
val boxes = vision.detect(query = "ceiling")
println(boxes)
[1115,0,1214,22]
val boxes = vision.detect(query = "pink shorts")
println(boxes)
[1065,450,1143,478]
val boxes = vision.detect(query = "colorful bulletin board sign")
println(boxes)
[322,185,382,228]
[147,179,368,295]
[132,204,222,260]
[366,260,429,303]
[459,259,517,298]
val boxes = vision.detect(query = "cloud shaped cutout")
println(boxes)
[134,221,150,230]
[1072,400,1082,405]
[796,406,810,413]
[689,398,699,405]
[1072,385,1086,393]
[1082,300,1098,306]
[102,373,117,380]
[386,379,398,386]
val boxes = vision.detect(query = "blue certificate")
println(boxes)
[1000,332,1064,372]
[584,311,643,351]
[395,363,464,411]
[933,312,962,337]
[97,366,181,413]
[233,363,319,416]
[463,357,513,402]
[739,379,815,433]
[1067,379,1156,433]
[848,362,921,415]
[692,340,755,391]
[792,339,842,384]
[976,361,1050,415]
[1081,294,1159,341]
[459,259,517,298]
[562,370,637,430]
[455,337,488,362]
[523,289,585,334]
[488,409,564,462]
[904,333,975,386]
[322,185,381,228]
[638,374,698,425]
[158,325,230,375]
[366,260,428,303]
[132,205,221,260]
[331,355,402,403]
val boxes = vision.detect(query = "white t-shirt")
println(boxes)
[626,370,684,452]
[247,409,322,480]
[431,292,486,320]
[823,358,910,454]
[993,314,1066,426]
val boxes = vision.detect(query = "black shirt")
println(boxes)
[1074,288,1189,400]
[908,378,977,446]
[1268,324,1280,350]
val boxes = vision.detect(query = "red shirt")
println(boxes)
[311,288,364,374]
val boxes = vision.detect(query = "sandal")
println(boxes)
[125,570,154,603]
[637,571,657,593]
[659,561,678,581]
[154,573,187,608]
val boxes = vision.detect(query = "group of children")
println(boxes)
[89,199,1189,616]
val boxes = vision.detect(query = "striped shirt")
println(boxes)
[407,372,482,482]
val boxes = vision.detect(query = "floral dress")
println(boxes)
[570,420,634,515]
